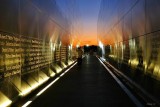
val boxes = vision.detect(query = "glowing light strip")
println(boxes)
[22,101,32,107]
[36,77,60,96]
[60,73,65,77]
[65,69,69,73]
[98,58,143,107]
[21,62,77,107]
[36,62,76,97]
[105,60,159,105]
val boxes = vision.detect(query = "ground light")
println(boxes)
[0,92,12,107]
[22,62,77,107]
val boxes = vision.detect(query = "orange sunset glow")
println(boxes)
[56,0,101,47]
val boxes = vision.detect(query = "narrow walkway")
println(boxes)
[29,55,136,107]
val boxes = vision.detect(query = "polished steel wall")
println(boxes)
[98,0,160,80]
[0,0,73,105]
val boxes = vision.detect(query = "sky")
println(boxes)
[55,0,101,45]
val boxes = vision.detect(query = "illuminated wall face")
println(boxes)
[0,0,72,105]
[98,0,160,80]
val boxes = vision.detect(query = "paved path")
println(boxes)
[29,55,136,107]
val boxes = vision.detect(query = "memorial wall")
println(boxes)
[98,0,160,80]
[0,34,52,77]
[98,0,160,100]
[0,0,74,106]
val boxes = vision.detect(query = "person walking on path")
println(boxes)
[77,47,83,65]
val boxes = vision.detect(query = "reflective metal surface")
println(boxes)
[98,0,160,80]
[0,0,74,106]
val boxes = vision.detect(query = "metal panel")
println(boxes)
[132,0,145,37]
[123,12,132,40]
[146,0,160,33]
[0,0,70,104]
[0,0,19,33]
[20,0,39,37]
[146,32,160,80]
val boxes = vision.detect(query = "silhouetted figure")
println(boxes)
[77,47,83,65]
